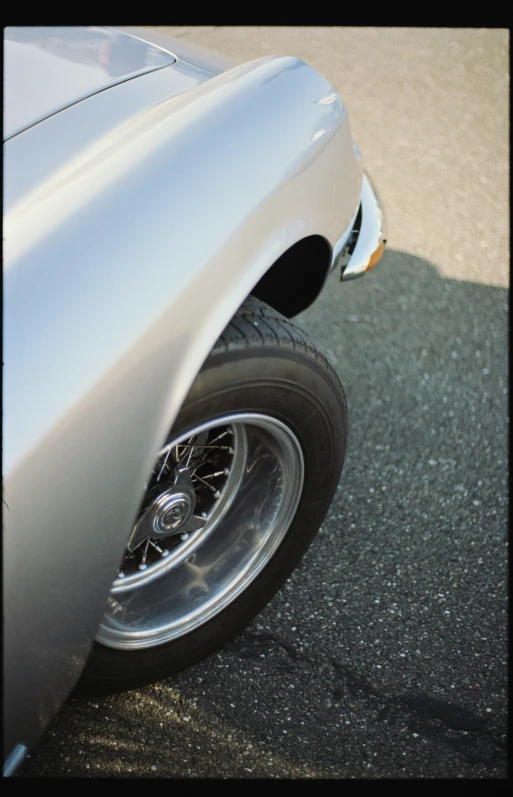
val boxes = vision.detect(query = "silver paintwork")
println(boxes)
[97,413,304,649]
[3,25,384,762]
[3,27,175,140]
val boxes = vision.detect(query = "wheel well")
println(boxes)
[250,235,333,318]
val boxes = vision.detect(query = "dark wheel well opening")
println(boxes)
[250,235,333,318]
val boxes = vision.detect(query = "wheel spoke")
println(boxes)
[179,444,233,451]
[113,422,239,587]
[139,539,151,569]
[192,470,225,480]
[177,436,195,466]
[156,447,173,482]
[149,539,163,553]
[193,473,221,496]
[207,430,230,445]
[185,437,197,466]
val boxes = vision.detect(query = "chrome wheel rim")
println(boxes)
[97,413,304,650]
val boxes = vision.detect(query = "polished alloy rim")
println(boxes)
[97,413,304,649]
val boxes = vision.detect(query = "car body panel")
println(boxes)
[3,26,177,141]
[4,28,363,761]
[117,25,238,73]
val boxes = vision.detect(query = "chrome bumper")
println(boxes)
[333,172,387,281]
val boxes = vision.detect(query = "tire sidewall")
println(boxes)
[80,345,347,693]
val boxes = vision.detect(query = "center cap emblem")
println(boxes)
[153,493,192,534]
[164,504,185,527]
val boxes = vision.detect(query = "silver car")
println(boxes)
[3,25,386,774]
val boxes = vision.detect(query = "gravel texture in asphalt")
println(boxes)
[18,27,508,779]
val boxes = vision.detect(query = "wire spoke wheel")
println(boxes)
[81,297,347,695]
[97,413,304,650]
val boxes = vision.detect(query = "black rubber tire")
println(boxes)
[77,296,348,696]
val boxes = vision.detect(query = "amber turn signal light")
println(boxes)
[365,240,386,272]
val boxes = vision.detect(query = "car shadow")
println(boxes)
[19,249,508,778]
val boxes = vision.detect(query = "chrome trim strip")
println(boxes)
[334,171,387,281]
[331,200,361,269]
[108,26,178,63]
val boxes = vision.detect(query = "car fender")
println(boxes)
[3,54,362,756]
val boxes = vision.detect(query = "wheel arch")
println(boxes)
[250,234,333,318]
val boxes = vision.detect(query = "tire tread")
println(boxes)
[215,296,344,400]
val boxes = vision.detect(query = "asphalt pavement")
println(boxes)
[19,27,508,779]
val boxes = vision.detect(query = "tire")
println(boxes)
[77,296,348,695]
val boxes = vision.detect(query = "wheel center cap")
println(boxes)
[153,492,192,535]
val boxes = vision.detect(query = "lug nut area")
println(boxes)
[114,425,235,583]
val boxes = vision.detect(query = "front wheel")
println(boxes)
[78,296,348,695]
